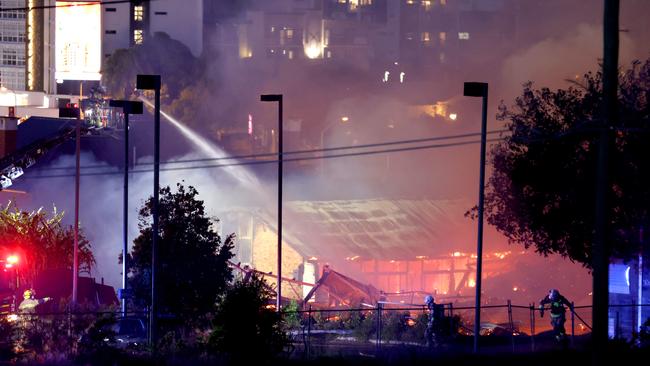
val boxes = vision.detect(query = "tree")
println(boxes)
[485,59,650,267]
[0,203,94,286]
[101,32,198,100]
[126,184,234,318]
[207,274,288,361]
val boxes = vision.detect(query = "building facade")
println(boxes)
[102,0,203,59]
[0,0,27,91]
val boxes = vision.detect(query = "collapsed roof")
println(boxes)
[253,198,500,261]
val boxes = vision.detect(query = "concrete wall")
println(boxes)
[251,221,306,301]
[101,2,131,59]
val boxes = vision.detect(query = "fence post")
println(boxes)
[376,303,382,355]
[529,303,536,352]
[307,305,312,359]
[615,311,620,339]
[449,303,454,336]
[570,302,575,347]
[507,300,515,353]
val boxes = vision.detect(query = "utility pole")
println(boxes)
[593,0,618,363]
[72,105,80,306]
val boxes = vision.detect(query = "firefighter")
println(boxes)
[18,289,51,314]
[539,289,573,343]
[14,290,51,354]
[424,294,440,347]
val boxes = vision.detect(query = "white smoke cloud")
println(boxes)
[20,150,262,290]
[500,23,638,100]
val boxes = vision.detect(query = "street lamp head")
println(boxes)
[463,82,488,97]
[109,100,144,115]
[260,94,282,102]
[136,74,161,90]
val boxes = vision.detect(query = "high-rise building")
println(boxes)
[102,0,203,59]
[206,0,397,70]
[0,0,28,91]
[101,1,130,59]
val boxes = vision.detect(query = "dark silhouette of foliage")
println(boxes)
[0,318,15,361]
[485,59,650,267]
[126,184,234,319]
[102,32,198,101]
[0,202,94,287]
[208,274,289,362]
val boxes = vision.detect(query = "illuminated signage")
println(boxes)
[55,1,102,81]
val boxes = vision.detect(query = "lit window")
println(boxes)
[440,0,447,5]
[348,0,372,11]
[134,6,144,21]
[421,32,430,42]
[288,50,294,59]
[458,32,470,40]
[406,0,415,5]
[286,29,294,39]
[422,0,432,11]
[439,32,446,42]
[133,29,144,45]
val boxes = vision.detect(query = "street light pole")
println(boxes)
[137,74,161,349]
[109,99,144,316]
[463,81,488,353]
[261,94,283,311]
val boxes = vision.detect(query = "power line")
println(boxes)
[20,138,504,179]
[151,129,508,166]
[0,0,150,12]
[36,129,509,171]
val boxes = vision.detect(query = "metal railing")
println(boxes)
[279,302,650,358]
[2,303,648,361]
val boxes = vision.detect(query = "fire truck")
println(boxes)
[0,253,20,318]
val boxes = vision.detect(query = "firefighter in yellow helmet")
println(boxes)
[18,289,51,314]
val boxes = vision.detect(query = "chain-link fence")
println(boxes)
[1,303,648,362]
[280,302,650,358]
[0,311,149,363]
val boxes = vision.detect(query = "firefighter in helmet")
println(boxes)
[539,289,573,343]
[18,289,51,314]
[424,294,441,347]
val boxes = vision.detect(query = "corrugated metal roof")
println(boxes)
[260,198,485,261]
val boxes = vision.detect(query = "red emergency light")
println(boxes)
[5,255,19,268]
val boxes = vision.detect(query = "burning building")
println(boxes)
[222,198,553,308]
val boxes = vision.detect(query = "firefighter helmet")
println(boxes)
[23,289,34,300]
[424,295,434,305]
[549,289,560,300]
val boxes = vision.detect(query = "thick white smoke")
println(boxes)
[500,23,638,101]
[19,150,259,289]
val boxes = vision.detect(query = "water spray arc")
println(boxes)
[139,98,260,191]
